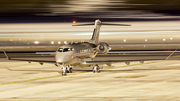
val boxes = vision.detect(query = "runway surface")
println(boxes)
[1,60,180,100]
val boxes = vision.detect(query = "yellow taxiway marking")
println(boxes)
[0,72,81,85]
[1,98,179,101]
[0,62,155,85]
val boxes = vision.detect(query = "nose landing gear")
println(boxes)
[92,65,100,73]
[62,65,73,76]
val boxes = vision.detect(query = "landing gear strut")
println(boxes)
[62,65,73,76]
[92,65,100,73]
[62,66,67,76]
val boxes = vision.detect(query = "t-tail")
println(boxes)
[72,19,131,45]
[89,20,102,44]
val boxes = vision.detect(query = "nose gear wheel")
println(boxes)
[92,65,100,73]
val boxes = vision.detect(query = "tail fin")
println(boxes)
[89,20,102,44]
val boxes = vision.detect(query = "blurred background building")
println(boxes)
[0,0,180,22]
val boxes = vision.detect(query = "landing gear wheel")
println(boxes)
[62,72,67,76]
[97,68,100,73]
[62,66,67,76]
[97,66,100,73]
[69,67,72,73]
[93,66,96,73]
[92,65,100,73]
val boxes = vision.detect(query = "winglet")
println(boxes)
[6,67,12,71]
[2,49,11,60]
[165,49,177,60]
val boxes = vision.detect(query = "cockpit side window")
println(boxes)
[58,48,63,52]
[71,48,74,51]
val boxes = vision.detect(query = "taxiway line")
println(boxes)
[2,98,179,101]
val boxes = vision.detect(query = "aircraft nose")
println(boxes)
[56,57,71,63]
[56,59,64,63]
[55,52,73,63]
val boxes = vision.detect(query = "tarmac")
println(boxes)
[1,60,180,100]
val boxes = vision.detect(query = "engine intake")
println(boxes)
[96,42,110,54]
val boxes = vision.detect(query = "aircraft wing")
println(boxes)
[6,58,56,64]
[84,49,177,65]
[2,50,56,64]
[108,50,180,53]
[83,59,163,65]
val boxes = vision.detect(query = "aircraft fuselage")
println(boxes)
[55,42,97,66]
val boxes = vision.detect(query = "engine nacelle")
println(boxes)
[96,42,110,54]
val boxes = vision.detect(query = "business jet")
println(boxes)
[3,20,174,76]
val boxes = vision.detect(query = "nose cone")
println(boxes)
[55,51,73,63]
[56,59,64,63]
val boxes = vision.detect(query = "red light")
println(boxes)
[73,21,76,24]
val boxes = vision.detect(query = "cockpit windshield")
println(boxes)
[63,48,70,52]
[58,48,63,52]
[57,48,74,52]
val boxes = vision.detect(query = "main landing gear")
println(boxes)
[92,65,100,73]
[62,65,72,76]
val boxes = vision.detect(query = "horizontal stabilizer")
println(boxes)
[72,23,131,26]
[101,23,131,26]
[72,23,94,26]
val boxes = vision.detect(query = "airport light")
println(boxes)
[58,41,61,44]
[51,41,54,44]
[163,39,166,41]
[34,41,40,44]
[73,21,76,24]
[19,39,21,41]
[64,41,67,44]
[10,39,12,41]
[145,39,147,42]
[124,39,126,42]
[170,38,173,40]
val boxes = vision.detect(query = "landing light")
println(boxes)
[163,39,166,41]
[34,41,40,44]
[123,39,126,42]
[170,38,173,40]
[145,39,147,42]
[51,41,54,44]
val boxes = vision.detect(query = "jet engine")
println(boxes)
[96,42,110,54]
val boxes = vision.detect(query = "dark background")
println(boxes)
[0,0,180,23]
